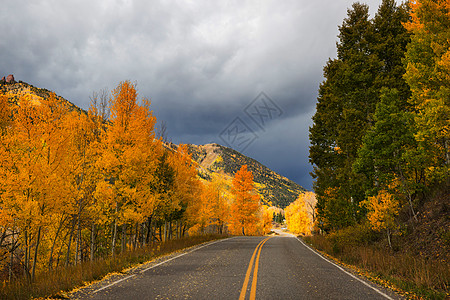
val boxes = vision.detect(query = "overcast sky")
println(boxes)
[1,0,395,190]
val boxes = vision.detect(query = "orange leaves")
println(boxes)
[188,174,231,235]
[102,81,160,226]
[229,165,261,235]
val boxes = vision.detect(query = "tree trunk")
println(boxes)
[24,230,30,282]
[145,216,152,245]
[163,221,167,242]
[121,224,127,253]
[168,221,171,240]
[112,219,117,258]
[75,213,81,265]
[48,216,64,271]
[90,222,96,262]
[9,227,15,281]
[387,227,392,249]
[133,223,138,250]
[31,226,42,282]
[65,217,76,267]
[399,166,418,222]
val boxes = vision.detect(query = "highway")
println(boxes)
[72,235,401,299]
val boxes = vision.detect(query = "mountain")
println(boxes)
[188,143,306,208]
[0,78,85,115]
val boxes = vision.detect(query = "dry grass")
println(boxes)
[0,234,227,300]
[303,231,449,300]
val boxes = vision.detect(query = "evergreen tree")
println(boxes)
[310,1,411,232]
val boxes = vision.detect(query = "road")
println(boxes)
[72,235,401,299]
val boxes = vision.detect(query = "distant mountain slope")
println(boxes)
[0,79,85,114]
[189,143,306,208]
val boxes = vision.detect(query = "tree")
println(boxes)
[171,144,202,239]
[310,3,378,230]
[362,189,399,248]
[403,0,450,185]
[354,88,419,220]
[258,205,273,235]
[100,81,159,256]
[229,165,260,235]
[285,194,312,236]
[310,1,412,232]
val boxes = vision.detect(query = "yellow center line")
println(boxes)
[239,236,273,300]
[249,237,271,300]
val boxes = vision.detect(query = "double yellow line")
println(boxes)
[239,236,273,300]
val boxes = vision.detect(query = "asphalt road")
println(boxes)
[72,235,401,300]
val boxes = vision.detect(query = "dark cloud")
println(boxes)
[1,0,392,191]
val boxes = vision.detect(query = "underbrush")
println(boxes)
[303,225,449,300]
[0,234,227,300]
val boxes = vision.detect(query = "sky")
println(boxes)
[1,0,394,191]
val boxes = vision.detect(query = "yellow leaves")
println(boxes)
[403,0,450,183]
[259,205,273,235]
[6,87,43,106]
[362,190,399,232]
[285,193,312,236]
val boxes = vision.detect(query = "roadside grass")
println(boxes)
[303,226,449,300]
[0,234,227,300]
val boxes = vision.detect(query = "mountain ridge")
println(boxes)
[188,143,305,208]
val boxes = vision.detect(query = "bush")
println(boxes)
[328,222,381,247]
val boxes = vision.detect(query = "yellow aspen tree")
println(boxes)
[188,183,214,235]
[171,145,202,237]
[209,174,230,234]
[229,165,260,236]
[285,193,312,236]
[259,205,273,235]
[0,94,13,272]
[101,81,159,254]
[101,81,139,256]
[57,111,100,267]
[363,189,399,248]
[7,93,70,281]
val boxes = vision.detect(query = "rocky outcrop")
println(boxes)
[5,74,15,84]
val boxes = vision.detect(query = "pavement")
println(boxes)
[71,235,402,300]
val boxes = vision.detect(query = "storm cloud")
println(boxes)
[1,0,393,190]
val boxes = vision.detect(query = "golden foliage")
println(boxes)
[362,190,399,232]
[229,165,261,235]
[285,193,312,236]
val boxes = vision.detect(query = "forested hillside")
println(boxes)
[0,80,85,115]
[189,143,305,208]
